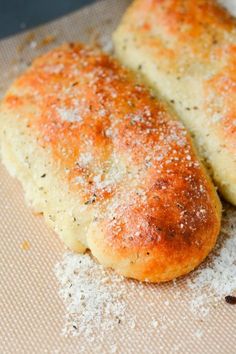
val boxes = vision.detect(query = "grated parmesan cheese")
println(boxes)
[54,252,126,340]
[187,205,236,315]
[77,152,93,167]
[57,107,82,123]
[54,205,236,338]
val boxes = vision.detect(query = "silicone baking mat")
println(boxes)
[0,1,235,353]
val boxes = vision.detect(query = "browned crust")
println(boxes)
[1,43,221,281]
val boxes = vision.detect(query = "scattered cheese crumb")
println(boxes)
[54,252,126,340]
[77,153,93,167]
[109,344,117,354]
[57,107,82,123]
[151,320,158,329]
[187,205,236,315]
[194,329,203,339]
[54,205,236,339]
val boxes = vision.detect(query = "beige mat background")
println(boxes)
[0,1,236,353]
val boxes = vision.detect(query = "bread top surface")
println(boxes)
[117,0,236,153]
[1,43,221,280]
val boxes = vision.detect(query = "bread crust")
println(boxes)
[113,0,236,205]
[0,43,221,282]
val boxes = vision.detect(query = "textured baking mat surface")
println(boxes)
[0,1,236,353]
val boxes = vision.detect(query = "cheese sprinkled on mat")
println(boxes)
[55,205,235,337]
[187,205,236,316]
[54,252,126,339]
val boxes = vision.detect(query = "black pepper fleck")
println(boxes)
[225,295,236,305]
[84,194,97,205]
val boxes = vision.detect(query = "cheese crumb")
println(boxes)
[57,107,82,123]
[187,205,236,315]
[54,252,126,340]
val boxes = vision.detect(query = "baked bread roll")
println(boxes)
[0,43,221,282]
[113,0,236,205]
